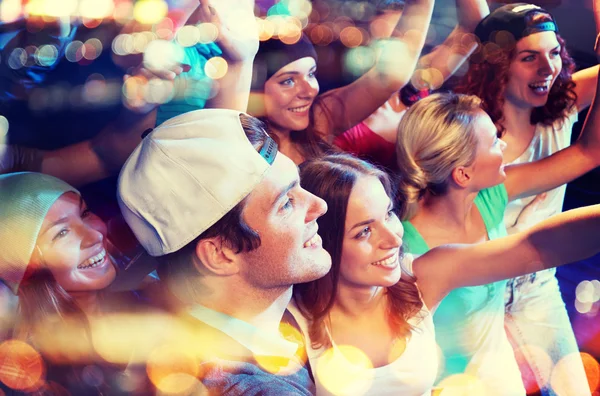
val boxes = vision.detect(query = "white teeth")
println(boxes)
[372,254,398,268]
[78,249,106,269]
[529,81,550,92]
[303,234,320,248]
[289,105,310,113]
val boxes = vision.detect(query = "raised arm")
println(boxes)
[504,64,600,201]
[413,0,488,90]
[414,204,600,309]
[189,0,258,111]
[314,0,435,137]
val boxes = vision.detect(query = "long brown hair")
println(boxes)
[455,11,577,136]
[15,266,88,341]
[294,153,423,349]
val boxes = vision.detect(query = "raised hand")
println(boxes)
[187,0,258,64]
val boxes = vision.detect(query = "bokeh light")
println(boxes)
[66,40,84,62]
[344,46,375,77]
[197,23,219,44]
[146,344,201,395]
[315,345,374,395]
[35,44,58,67]
[254,322,306,375]
[0,340,45,391]
[0,116,9,139]
[436,373,487,395]
[143,39,185,75]
[80,0,114,20]
[133,0,168,25]
[204,57,228,80]
[0,0,22,23]
[26,0,77,18]
[340,26,364,48]
[176,25,200,47]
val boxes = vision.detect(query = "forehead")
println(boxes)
[473,111,497,141]
[243,153,299,215]
[44,193,81,221]
[345,176,390,227]
[515,31,559,51]
[273,57,316,76]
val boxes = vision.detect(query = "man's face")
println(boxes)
[237,153,332,289]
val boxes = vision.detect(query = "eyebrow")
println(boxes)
[274,66,317,79]
[517,45,560,56]
[41,196,84,236]
[272,180,299,207]
[347,201,394,233]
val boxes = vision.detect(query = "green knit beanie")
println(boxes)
[0,172,78,294]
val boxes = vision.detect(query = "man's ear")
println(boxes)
[451,165,472,188]
[193,237,240,276]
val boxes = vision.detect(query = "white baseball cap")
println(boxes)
[117,109,277,257]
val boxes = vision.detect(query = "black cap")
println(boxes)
[475,3,558,44]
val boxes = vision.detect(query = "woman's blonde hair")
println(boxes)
[396,92,483,219]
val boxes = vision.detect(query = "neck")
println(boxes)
[332,281,387,318]
[195,282,292,335]
[416,187,478,229]
[70,291,101,316]
[501,100,534,138]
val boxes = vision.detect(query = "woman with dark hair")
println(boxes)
[290,153,600,396]
[248,0,436,165]
[454,3,600,393]
[395,88,600,393]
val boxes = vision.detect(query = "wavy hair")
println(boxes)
[294,153,423,349]
[455,11,577,135]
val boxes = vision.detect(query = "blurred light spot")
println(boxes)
[156,17,175,41]
[133,0,168,25]
[0,116,9,139]
[146,345,200,394]
[575,299,593,314]
[205,57,228,80]
[344,46,375,77]
[279,23,302,44]
[8,48,27,69]
[491,30,516,51]
[582,352,600,393]
[80,0,114,20]
[197,23,219,44]
[310,24,334,46]
[315,345,373,395]
[83,79,108,104]
[65,40,84,62]
[0,340,45,391]
[0,0,22,23]
[254,322,305,375]
[284,0,312,20]
[85,38,103,57]
[268,1,290,17]
[551,352,593,395]
[143,40,185,75]
[577,280,596,303]
[176,25,200,47]
[26,0,77,17]
[370,17,395,39]
[133,32,156,53]
[35,44,58,67]
[113,1,133,24]
[340,26,363,48]
[513,344,552,393]
[436,373,487,394]
[258,18,276,41]
[82,17,102,29]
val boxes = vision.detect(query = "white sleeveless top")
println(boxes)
[289,255,438,396]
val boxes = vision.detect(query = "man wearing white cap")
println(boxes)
[117,108,332,394]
